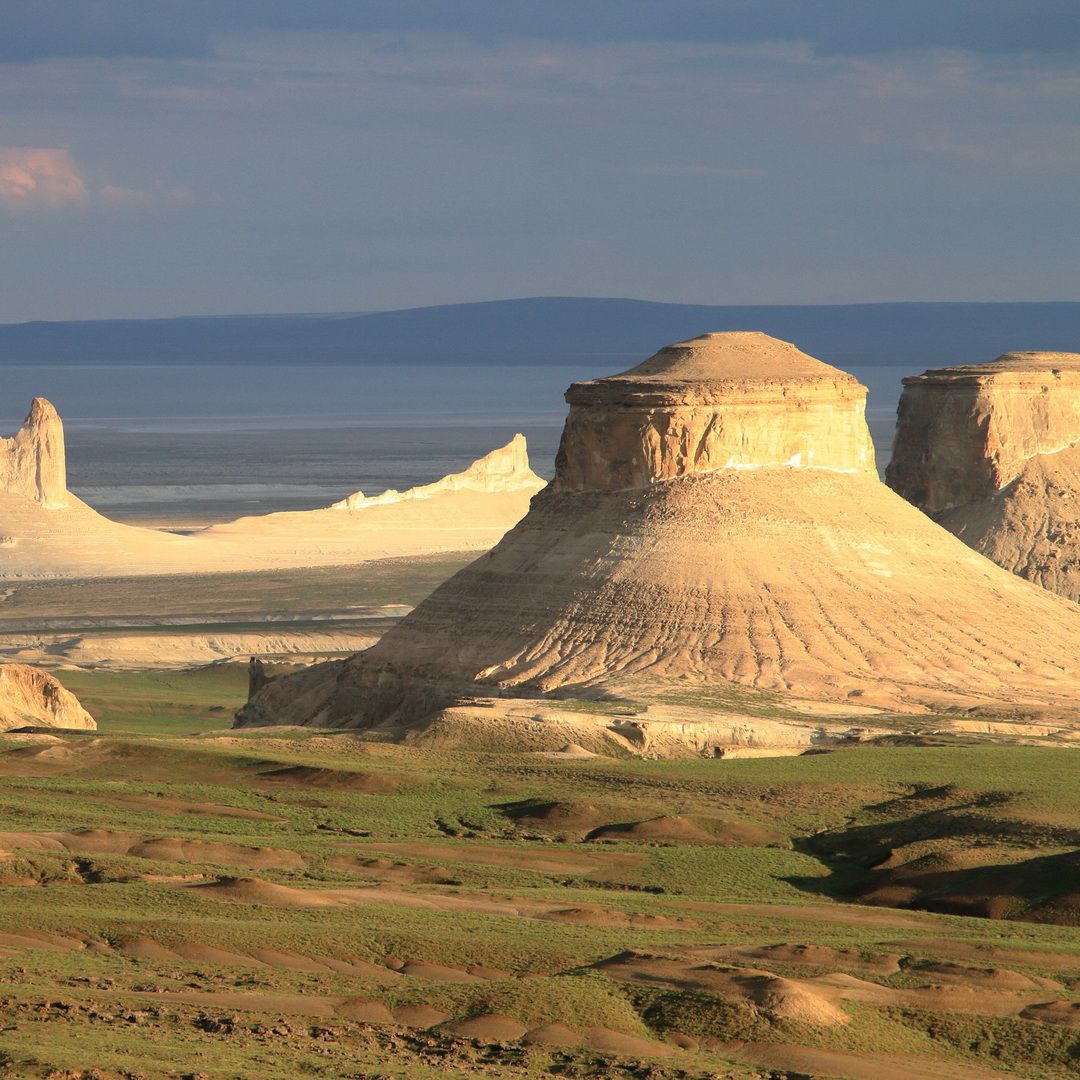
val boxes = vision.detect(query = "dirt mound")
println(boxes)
[0,829,303,870]
[1020,1001,1080,1028]
[392,1004,449,1028]
[443,1014,528,1041]
[582,1027,673,1057]
[903,959,1042,990]
[522,1023,583,1047]
[335,998,396,1024]
[128,838,304,870]
[88,792,283,821]
[398,961,483,983]
[187,876,343,908]
[498,799,606,837]
[592,951,849,1027]
[326,855,457,884]
[586,813,778,846]
[257,765,401,793]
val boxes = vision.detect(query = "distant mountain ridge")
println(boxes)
[3,296,1080,369]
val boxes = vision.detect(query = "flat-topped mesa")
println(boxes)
[330,434,543,510]
[0,398,69,508]
[554,331,875,492]
[887,351,1080,514]
[238,332,1080,740]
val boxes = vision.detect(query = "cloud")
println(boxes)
[0,148,191,212]
[0,148,87,208]
[1,2,1079,64]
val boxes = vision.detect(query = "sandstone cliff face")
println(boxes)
[555,333,875,492]
[0,398,69,508]
[0,664,95,731]
[887,353,1080,513]
[331,434,542,509]
[887,352,1080,601]
[238,332,1080,735]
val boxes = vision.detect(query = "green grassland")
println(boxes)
[1,683,1079,1077]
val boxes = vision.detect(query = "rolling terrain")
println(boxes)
[0,692,1078,1078]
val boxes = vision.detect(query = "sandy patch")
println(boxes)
[187,876,345,908]
[444,1014,528,1041]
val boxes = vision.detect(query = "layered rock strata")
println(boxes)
[237,332,1080,736]
[0,664,95,731]
[887,352,1080,600]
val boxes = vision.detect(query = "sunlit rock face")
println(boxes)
[0,664,95,731]
[0,398,69,508]
[237,333,1080,733]
[888,352,1080,513]
[554,332,875,492]
[888,352,1080,601]
[331,434,542,509]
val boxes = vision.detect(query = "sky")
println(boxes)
[1,1,1079,321]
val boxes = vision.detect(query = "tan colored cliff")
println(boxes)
[556,332,875,491]
[887,352,1080,601]
[237,332,1080,738]
[0,664,95,731]
[0,398,69,508]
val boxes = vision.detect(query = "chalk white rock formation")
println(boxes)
[331,434,541,508]
[237,332,1080,735]
[0,408,544,577]
[887,352,1080,600]
[0,664,95,731]
[0,398,69,508]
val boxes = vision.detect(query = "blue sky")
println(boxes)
[2,2,1079,319]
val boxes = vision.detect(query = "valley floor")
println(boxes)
[1,694,1078,1078]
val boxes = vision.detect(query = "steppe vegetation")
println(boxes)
[1,691,1078,1078]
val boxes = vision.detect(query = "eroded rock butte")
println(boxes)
[887,351,1080,601]
[237,331,1080,744]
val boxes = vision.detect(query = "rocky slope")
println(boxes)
[0,664,95,731]
[237,332,1080,739]
[0,407,543,577]
[887,352,1080,600]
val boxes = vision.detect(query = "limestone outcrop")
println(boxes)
[237,332,1080,737]
[0,398,69,508]
[887,352,1080,600]
[0,408,543,577]
[556,333,875,491]
[0,664,95,731]
[331,435,541,508]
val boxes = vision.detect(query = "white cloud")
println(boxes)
[0,147,192,212]
[0,147,87,208]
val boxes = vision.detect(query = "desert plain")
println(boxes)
[3,335,1080,1080]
